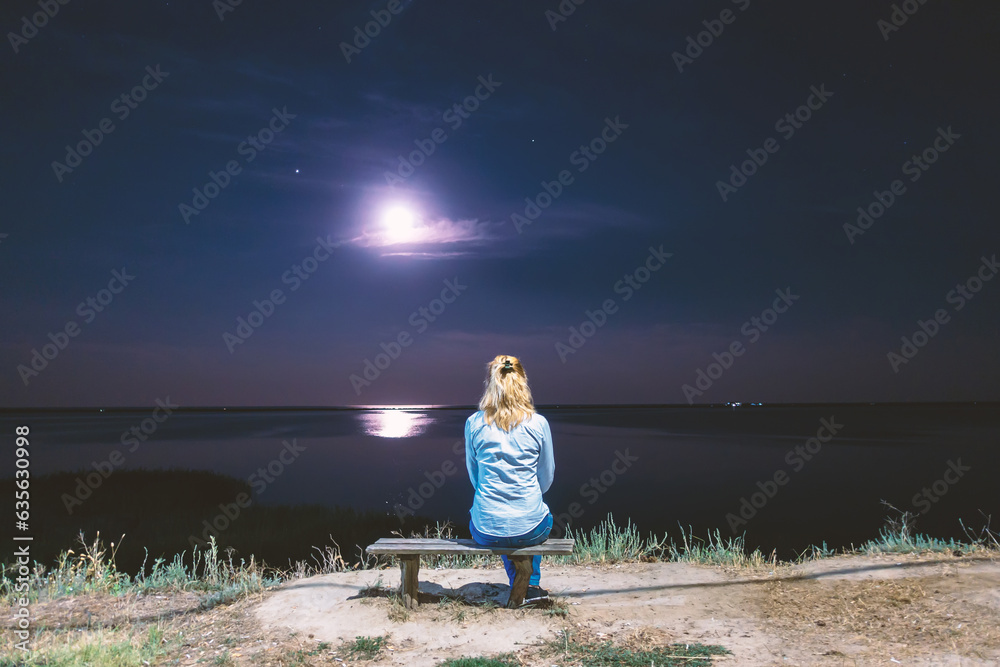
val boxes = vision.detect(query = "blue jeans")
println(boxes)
[469,513,553,587]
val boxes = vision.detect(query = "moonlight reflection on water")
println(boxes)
[359,410,432,438]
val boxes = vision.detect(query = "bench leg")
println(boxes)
[399,556,419,609]
[506,556,533,608]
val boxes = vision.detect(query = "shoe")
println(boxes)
[523,585,549,603]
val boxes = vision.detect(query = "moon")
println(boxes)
[382,205,418,243]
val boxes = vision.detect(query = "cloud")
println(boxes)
[344,216,499,257]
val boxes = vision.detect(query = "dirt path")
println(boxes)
[254,552,1000,665]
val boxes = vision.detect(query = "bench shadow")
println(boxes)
[348,580,558,610]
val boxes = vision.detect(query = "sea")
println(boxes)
[2,403,998,571]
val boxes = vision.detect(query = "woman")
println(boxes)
[466,354,554,603]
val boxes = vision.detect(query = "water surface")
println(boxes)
[2,403,997,568]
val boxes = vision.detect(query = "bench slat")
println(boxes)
[367,538,574,546]
[366,546,573,554]
[365,545,574,553]
[365,537,574,556]
[367,538,574,548]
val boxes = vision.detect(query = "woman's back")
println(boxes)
[466,355,555,598]
[466,404,553,535]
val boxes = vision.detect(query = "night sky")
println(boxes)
[2,0,998,408]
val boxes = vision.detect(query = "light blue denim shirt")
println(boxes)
[466,410,554,537]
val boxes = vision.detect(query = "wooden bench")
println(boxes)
[365,538,574,609]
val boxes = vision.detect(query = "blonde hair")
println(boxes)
[478,355,535,432]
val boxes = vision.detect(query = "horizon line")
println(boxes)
[1,400,997,413]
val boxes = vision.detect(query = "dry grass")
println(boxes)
[358,587,507,626]
[534,626,730,666]
[12,589,202,630]
[608,625,675,652]
[0,588,341,666]
[432,597,502,626]
[760,573,1000,661]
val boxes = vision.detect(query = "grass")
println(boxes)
[6,505,998,612]
[433,594,501,623]
[550,514,778,569]
[342,634,389,660]
[761,573,1000,661]
[552,638,731,666]
[669,525,782,568]
[270,640,334,666]
[437,596,469,623]
[556,513,668,564]
[439,655,521,667]
[857,502,1000,556]
[4,623,178,667]
[552,506,1000,569]
[0,531,290,608]
[358,576,504,624]
[543,596,570,617]
[357,574,413,621]
[6,505,1000,611]
[540,629,731,666]
[387,592,410,622]
[358,573,390,597]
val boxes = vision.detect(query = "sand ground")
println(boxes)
[253,552,1000,666]
[7,552,999,665]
